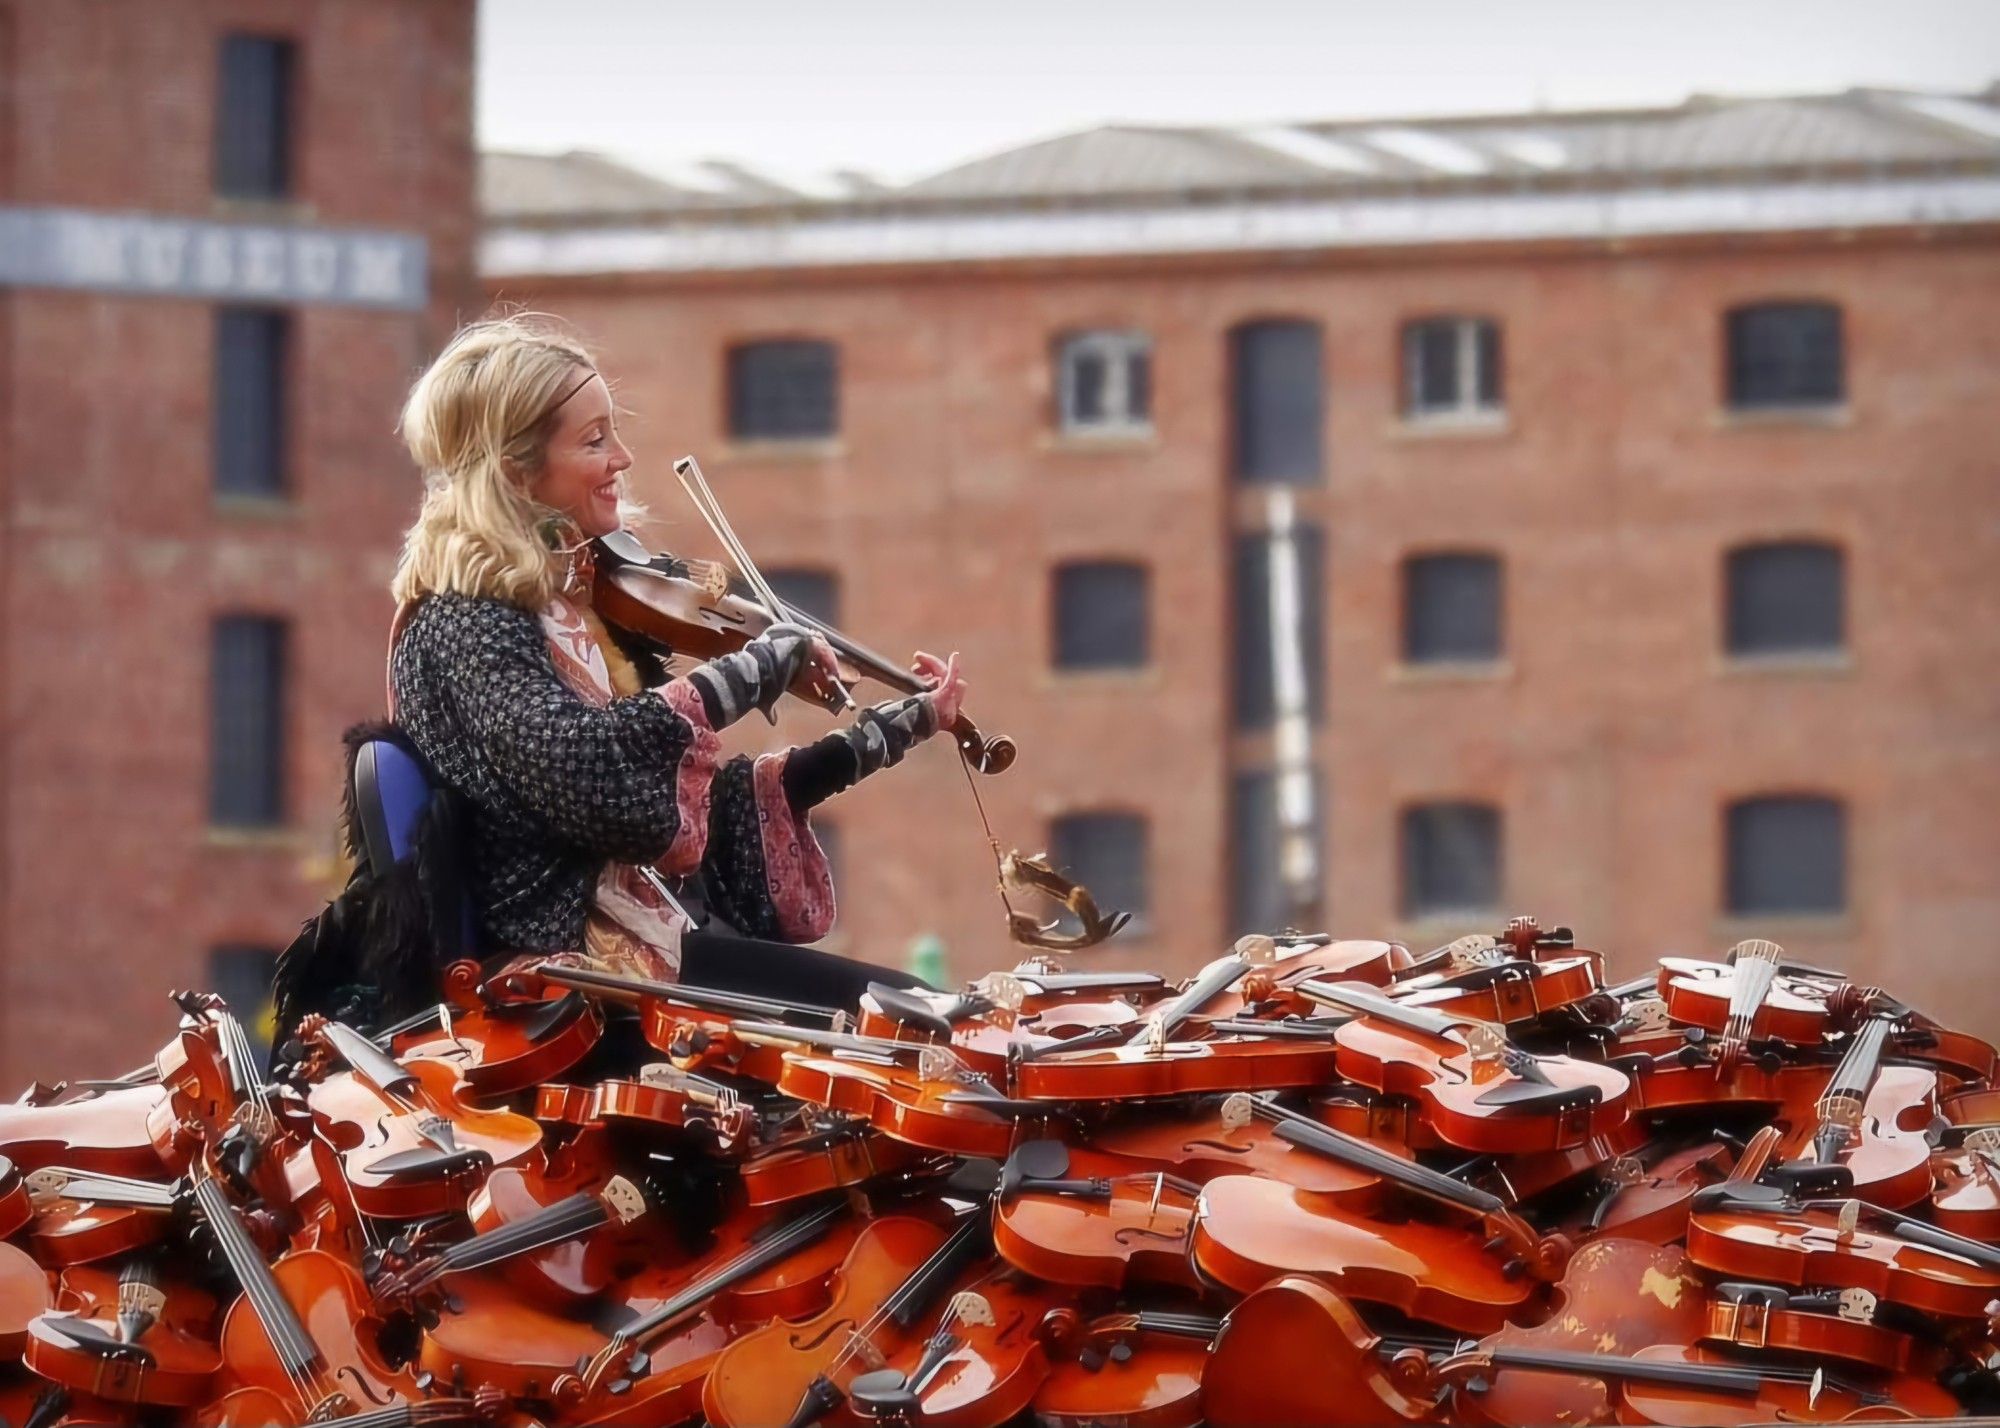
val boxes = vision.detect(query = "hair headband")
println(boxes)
[508,367,599,446]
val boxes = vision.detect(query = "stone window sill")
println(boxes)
[215,493,298,520]
[1042,426,1158,454]
[716,438,845,464]
[205,825,307,851]
[1387,410,1511,442]
[1389,659,1512,683]
[1712,404,1852,431]
[1717,650,1853,677]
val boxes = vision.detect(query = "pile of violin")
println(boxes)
[0,920,1998,1425]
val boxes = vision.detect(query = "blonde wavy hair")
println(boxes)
[392,313,600,610]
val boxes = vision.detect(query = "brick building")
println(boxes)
[485,89,2000,1029]
[0,0,476,1083]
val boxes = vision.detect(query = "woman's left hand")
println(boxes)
[913,650,966,728]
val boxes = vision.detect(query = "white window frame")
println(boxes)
[1403,316,1502,423]
[1057,329,1152,436]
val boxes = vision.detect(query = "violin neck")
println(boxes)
[1487,1347,1815,1394]
[192,1176,322,1380]
[1264,1109,1506,1218]
[319,1020,420,1099]
[538,964,826,1024]
[1126,957,1251,1046]
[883,1217,990,1330]
[422,1190,614,1282]
[1294,980,1489,1045]
[618,1200,846,1347]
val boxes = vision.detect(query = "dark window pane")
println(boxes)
[1070,351,1107,423]
[1230,767,1326,934]
[210,616,286,828]
[1727,303,1844,408]
[1726,544,1844,656]
[1404,553,1503,664]
[1053,562,1149,670]
[1476,321,1503,406]
[1402,803,1501,916]
[728,340,838,440]
[1231,320,1323,484]
[1127,349,1152,422]
[1727,796,1846,915]
[215,34,293,199]
[209,944,277,1063]
[214,308,287,496]
[1406,320,1461,412]
[1232,523,1325,729]
[1050,812,1149,931]
[766,568,841,627]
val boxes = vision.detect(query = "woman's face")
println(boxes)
[529,371,631,538]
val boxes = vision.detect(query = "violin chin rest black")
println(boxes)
[365,1145,494,1180]
[41,1317,157,1367]
[848,1368,920,1418]
[866,983,955,1039]
[1470,1079,1598,1111]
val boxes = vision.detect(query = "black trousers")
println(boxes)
[679,927,931,1012]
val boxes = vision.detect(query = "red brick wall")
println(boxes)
[0,0,476,1083]
[491,227,2000,1030]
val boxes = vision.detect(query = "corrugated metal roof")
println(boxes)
[486,88,2000,222]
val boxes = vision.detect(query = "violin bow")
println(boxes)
[671,455,858,712]
[666,452,1131,955]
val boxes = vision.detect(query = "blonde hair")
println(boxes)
[392,313,598,609]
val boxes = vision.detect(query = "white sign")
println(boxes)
[0,205,427,309]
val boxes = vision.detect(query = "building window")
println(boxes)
[1056,330,1151,435]
[1401,803,1502,917]
[215,34,295,199]
[1726,302,1843,409]
[766,568,841,627]
[209,945,278,1061]
[214,309,288,497]
[1229,767,1326,935]
[1726,796,1846,916]
[1230,319,1323,485]
[1050,812,1149,933]
[210,616,287,829]
[1725,542,1844,657]
[1053,562,1149,671]
[1231,524,1325,729]
[1402,316,1501,418]
[727,340,838,441]
[1403,553,1503,664]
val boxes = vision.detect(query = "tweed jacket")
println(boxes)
[389,591,832,954]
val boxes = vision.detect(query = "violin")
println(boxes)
[414,1197,857,1418]
[989,1141,1202,1291]
[591,524,1015,774]
[842,1268,1077,1428]
[855,978,1152,1077]
[1685,1126,2000,1319]
[373,1164,652,1311]
[193,1168,425,1421]
[1202,1275,1434,1426]
[1297,979,1635,1152]
[1388,941,1606,1029]
[21,1168,177,1268]
[299,1019,542,1220]
[1698,1281,1935,1375]
[1558,1138,1736,1245]
[0,1083,176,1178]
[585,1062,757,1151]
[700,1213,988,1428]
[1010,1018,1346,1102]
[1928,1125,2000,1240]
[1765,1015,1938,1208]
[1031,1308,1214,1428]
[389,963,603,1099]
[23,1263,221,1410]
[1190,1173,1535,1334]
[1187,935,1410,1022]
[738,1120,930,1207]
[0,1240,54,1359]
[1655,940,1873,1059]
[147,992,300,1184]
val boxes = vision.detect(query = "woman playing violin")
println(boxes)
[277,314,963,1034]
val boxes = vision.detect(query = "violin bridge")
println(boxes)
[1836,1288,1877,1322]
[1233,934,1278,967]
[979,973,1028,1014]
[1144,1016,1169,1056]
[947,1290,995,1329]
[1219,1093,1254,1132]
[916,1046,959,1085]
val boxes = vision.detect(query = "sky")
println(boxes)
[478,0,2000,187]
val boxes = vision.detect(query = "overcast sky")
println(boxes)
[478,0,2000,186]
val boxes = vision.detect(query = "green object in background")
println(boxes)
[908,934,949,989]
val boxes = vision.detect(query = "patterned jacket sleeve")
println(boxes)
[410,597,714,864]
